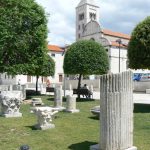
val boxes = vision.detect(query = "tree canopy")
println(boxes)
[0,0,48,74]
[32,54,55,77]
[128,16,150,69]
[30,54,55,93]
[63,40,109,75]
[63,40,109,94]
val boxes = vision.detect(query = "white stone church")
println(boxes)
[0,0,131,86]
[76,0,130,73]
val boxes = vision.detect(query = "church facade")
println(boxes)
[76,0,131,73]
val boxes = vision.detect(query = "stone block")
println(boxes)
[32,106,58,130]
[65,95,79,113]
[32,98,43,106]
[90,144,137,150]
[0,91,22,118]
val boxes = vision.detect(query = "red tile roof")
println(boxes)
[111,41,127,48]
[48,45,64,52]
[102,29,131,40]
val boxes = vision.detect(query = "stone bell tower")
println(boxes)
[76,0,100,40]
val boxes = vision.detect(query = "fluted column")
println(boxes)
[90,71,137,150]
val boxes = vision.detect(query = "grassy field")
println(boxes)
[0,95,150,150]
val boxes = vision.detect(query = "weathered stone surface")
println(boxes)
[32,107,58,130]
[90,71,137,150]
[0,91,22,117]
[65,95,79,113]
[90,105,100,116]
[32,98,43,106]
[90,145,137,150]
[54,86,65,110]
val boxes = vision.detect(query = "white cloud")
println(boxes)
[35,0,150,46]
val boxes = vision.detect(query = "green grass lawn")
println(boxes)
[0,95,150,150]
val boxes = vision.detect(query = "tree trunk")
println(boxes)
[36,75,39,95]
[77,74,82,99]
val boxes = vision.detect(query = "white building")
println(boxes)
[0,0,132,86]
[76,0,130,73]
[0,45,64,86]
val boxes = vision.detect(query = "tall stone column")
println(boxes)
[90,71,137,150]
[54,85,65,111]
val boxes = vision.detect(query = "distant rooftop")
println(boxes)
[48,45,64,52]
[102,29,131,40]
[77,0,98,7]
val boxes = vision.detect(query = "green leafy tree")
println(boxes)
[0,0,48,74]
[63,40,109,97]
[128,16,150,69]
[30,54,55,93]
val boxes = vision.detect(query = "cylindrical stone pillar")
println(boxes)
[54,86,65,111]
[90,71,137,150]
[66,95,79,113]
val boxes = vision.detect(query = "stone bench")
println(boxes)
[73,88,93,98]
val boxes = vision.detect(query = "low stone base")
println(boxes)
[90,144,137,150]
[54,106,65,111]
[65,109,80,113]
[2,113,22,118]
[35,124,55,130]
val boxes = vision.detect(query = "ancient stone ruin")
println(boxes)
[65,95,79,113]
[90,71,137,150]
[32,106,58,130]
[54,86,65,111]
[0,91,22,117]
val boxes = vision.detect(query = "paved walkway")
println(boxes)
[65,90,150,104]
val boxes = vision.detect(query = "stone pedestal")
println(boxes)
[90,144,137,150]
[32,107,58,130]
[32,98,43,106]
[65,95,79,113]
[0,91,22,117]
[90,71,137,150]
[12,84,26,100]
[54,86,65,111]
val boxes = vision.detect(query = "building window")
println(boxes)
[82,24,84,30]
[51,53,55,57]
[78,25,80,30]
[42,77,47,83]
[44,77,47,82]
[89,12,96,20]
[79,13,84,21]
[59,74,63,82]
[27,75,31,82]
[78,34,80,38]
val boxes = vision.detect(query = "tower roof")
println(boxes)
[77,0,98,7]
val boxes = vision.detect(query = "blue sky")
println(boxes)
[35,0,150,46]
